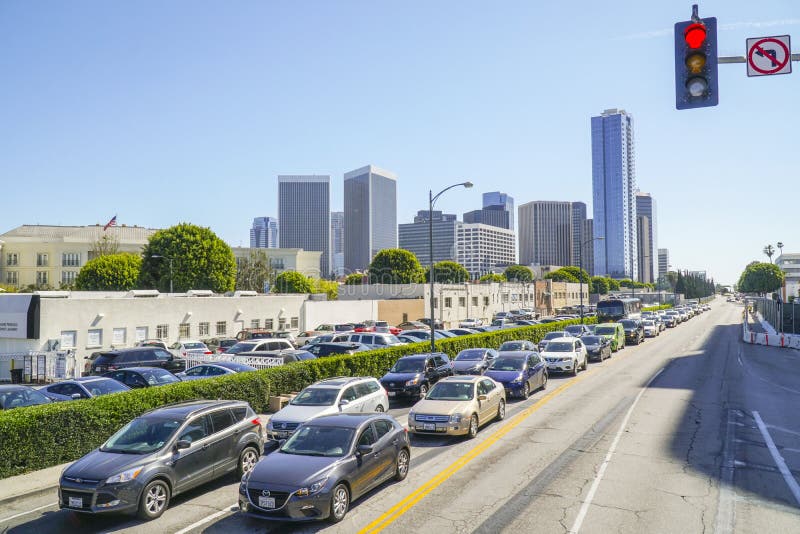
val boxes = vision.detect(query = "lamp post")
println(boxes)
[151,254,174,294]
[578,236,604,324]
[429,181,473,352]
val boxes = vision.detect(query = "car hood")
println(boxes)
[412,399,474,416]
[452,361,483,372]
[248,451,340,488]
[540,351,574,358]
[272,404,337,424]
[64,449,152,481]
[484,370,523,383]
[380,372,422,383]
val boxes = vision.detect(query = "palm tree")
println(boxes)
[763,244,775,263]
[777,241,784,259]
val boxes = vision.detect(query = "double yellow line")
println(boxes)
[359,371,592,534]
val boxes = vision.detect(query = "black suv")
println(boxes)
[89,347,186,375]
[619,319,645,345]
[59,400,264,520]
[379,352,453,400]
[304,342,371,358]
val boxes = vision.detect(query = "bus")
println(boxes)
[596,298,642,322]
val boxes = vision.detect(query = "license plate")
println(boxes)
[423,423,435,431]
[388,391,396,397]
[258,496,276,509]
[68,496,83,508]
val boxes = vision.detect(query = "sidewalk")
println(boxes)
[0,413,273,505]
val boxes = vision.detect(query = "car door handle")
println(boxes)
[201,444,209,450]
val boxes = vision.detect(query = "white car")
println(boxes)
[266,376,389,439]
[642,320,658,338]
[168,340,212,357]
[460,318,484,328]
[541,337,588,376]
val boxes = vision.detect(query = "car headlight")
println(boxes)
[297,476,329,496]
[449,414,462,423]
[511,374,523,384]
[106,466,144,484]
[405,377,420,386]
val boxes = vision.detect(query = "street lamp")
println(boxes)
[151,254,174,294]
[578,236,604,324]
[429,181,473,352]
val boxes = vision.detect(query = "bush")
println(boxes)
[642,304,672,312]
[0,318,593,479]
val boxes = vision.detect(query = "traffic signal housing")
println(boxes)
[675,15,718,109]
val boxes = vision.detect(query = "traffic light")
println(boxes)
[674,6,718,110]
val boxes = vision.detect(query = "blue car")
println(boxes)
[484,351,547,399]
[175,361,257,381]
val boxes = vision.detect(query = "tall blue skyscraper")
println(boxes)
[591,109,638,280]
[278,175,331,276]
[250,217,278,249]
[344,165,398,273]
[482,192,514,231]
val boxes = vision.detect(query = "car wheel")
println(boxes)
[328,483,350,523]
[236,446,259,478]
[395,448,410,481]
[418,383,428,400]
[467,414,479,439]
[522,382,530,399]
[540,372,548,390]
[375,404,385,412]
[138,479,170,520]
[582,355,588,370]
[497,399,506,420]
[571,359,579,376]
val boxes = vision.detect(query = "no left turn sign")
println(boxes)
[747,35,792,77]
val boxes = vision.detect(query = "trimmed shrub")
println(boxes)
[642,304,672,312]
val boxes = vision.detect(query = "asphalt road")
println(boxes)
[2,298,798,533]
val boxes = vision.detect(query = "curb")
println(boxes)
[0,484,58,508]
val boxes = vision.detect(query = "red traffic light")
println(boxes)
[684,23,707,49]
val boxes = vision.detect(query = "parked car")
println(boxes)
[459,318,483,328]
[89,347,186,375]
[537,331,573,352]
[436,330,458,338]
[175,361,258,381]
[642,319,659,338]
[408,375,506,438]
[240,413,410,523]
[619,319,644,345]
[379,353,453,400]
[0,384,52,410]
[541,337,588,376]
[304,342,372,358]
[168,340,212,358]
[593,323,626,351]
[452,348,498,375]
[341,332,405,349]
[59,400,264,519]
[399,329,448,341]
[39,377,130,401]
[266,377,388,440]
[136,339,169,350]
[485,351,547,398]
[499,340,536,352]
[397,334,425,344]
[564,324,593,337]
[102,367,182,388]
[447,328,479,336]
[235,328,276,341]
[581,335,612,362]
[224,339,295,354]
[373,321,401,335]
[204,338,238,354]
[490,318,516,329]
[397,321,428,330]
[238,349,317,364]
[417,318,444,329]
[515,320,541,326]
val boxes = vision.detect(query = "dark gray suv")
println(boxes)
[59,400,263,520]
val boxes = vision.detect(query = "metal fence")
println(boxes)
[0,351,78,383]
[751,297,800,335]
[184,353,284,371]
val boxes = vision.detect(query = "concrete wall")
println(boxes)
[301,300,378,331]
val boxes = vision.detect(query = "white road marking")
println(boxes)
[752,411,800,507]
[714,410,737,534]
[0,502,58,523]
[173,503,238,534]
[568,367,664,533]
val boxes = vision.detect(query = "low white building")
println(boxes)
[776,253,800,301]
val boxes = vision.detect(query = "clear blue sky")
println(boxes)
[1,1,798,285]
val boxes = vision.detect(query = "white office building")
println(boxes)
[456,223,516,279]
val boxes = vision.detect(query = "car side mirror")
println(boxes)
[478,394,488,401]
[71,393,83,400]
[175,440,191,450]
[356,444,373,455]
[339,399,350,407]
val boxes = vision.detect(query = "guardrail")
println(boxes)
[742,308,800,350]
[184,353,284,370]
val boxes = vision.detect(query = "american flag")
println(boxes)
[103,215,117,231]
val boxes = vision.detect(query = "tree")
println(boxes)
[763,244,775,263]
[607,277,621,291]
[75,253,142,291]
[591,276,609,295]
[618,278,634,288]
[344,273,365,285]
[426,261,470,283]
[479,273,506,283]
[544,270,579,283]
[504,265,533,282]
[368,249,424,284]
[235,249,275,292]
[665,271,678,291]
[139,223,236,293]
[90,233,121,257]
[737,262,784,295]
[313,278,339,300]
[675,271,686,294]
[0,284,19,293]
[274,271,314,293]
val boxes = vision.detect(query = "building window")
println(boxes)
[278,318,287,330]
[444,297,452,308]
[5,271,17,285]
[112,328,126,346]
[250,319,260,329]
[472,296,478,306]
[61,271,77,285]
[265,319,274,330]
[215,321,227,335]
[36,253,48,267]
[60,331,76,349]
[135,327,148,342]
[156,324,169,339]
[198,322,210,337]
[61,253,80,267]
[36,271,48,285]
[290,317,299,329]
[6,253,18,266]
[459,297,466,307]
[484,296,490,306]
[179,323,190,338]
[87,329,102,348]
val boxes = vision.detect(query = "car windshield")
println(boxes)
[499,342,525,351]
[183,342,205,350]
[545,342,574,352]
[84,379,129,396]
[225,342,257,354]
[544,332,565,340]
[595,326,616,335]
[335,325,354,332]
[582,336,602,345]
[291,387,338,406]
[489,357,525,371]
[565,326,583,333]
[390,359,426,372]
[455,350,485,361]
[280,425,355,457]
[599,304,624,316]
[0,387,50,409]
[620,320,637,328]
[101,416,181,454]
[426,382,474,401]
[140,369,180,385]
[643,320,655,326]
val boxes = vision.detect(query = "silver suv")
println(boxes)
[343,333,404,349]
[267,377,389,439]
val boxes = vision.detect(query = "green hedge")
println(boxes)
[642,304,672,312]
[0,318,592,479]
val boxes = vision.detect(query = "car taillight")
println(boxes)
[108,365,117,371]
[251,417,261,426]
[204,351,212,355]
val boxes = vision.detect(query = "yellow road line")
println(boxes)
[359,371,592,534]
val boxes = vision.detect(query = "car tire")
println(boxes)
[583,355,588,370]
[540,372,548,390]
[137,479,170,520]
[522,382,530,399]
[418,383,428,400]
[571,360,579,376]
[497,399,506,421]
[328,483,350,523]
[395,448,410,481]
[375,404,385,412]
[467,414,479,439]
[236,446,260,478]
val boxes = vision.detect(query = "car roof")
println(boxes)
[496,351,534,358]
[119,367,173,373]
[73,376,112,383]
[398,352,446,360]
[544,337,575,343]
[440,375,482,383]
[0,385,34,391]
[304,413,391,428]
[102,346,162,355]
[205,361,255,371]
[313,376,373,388]
[143,400,246,418]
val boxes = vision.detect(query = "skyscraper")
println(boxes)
[518,201,574,267]
[591,108,638,279]
[331,211,344,277]
[635,192,657,284]
[636,215,652,284]
[278,175,330,276]
[456,223,516,279]
[658,248,670,281]
[463,206,510,230]
[482,192,514,231]
[571,202,587,267]
[398,211,458,266]
[250,217,278,249]
[344,165,398,273]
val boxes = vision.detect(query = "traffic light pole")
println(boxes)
[718,55,800,64]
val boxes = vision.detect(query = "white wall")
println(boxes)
[301,300,379,331]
